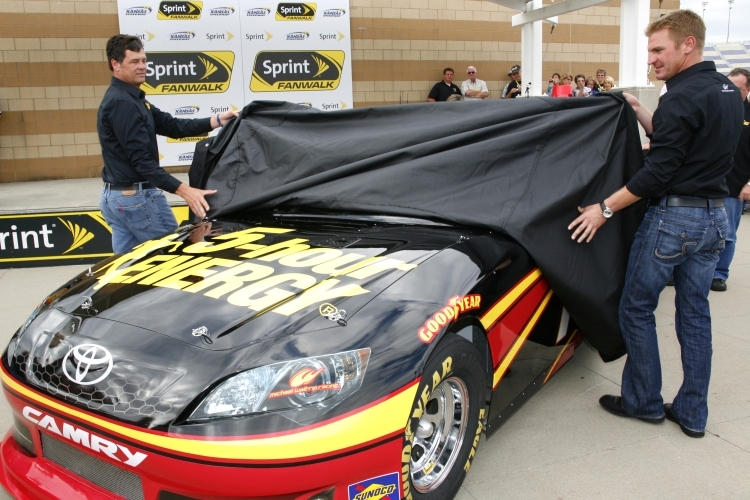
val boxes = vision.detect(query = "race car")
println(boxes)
[0,209,581,500]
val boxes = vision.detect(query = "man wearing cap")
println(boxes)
[504,65,523,98]
[461,66,489,100]
[427,68,462,102]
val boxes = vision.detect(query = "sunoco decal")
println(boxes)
[418,294,481,344]
[251,50,344,92]
[276,2,316,20]
[348,473,400,500]
[23,407,147,467]
[143,51,234,95]
[157,0,202,19]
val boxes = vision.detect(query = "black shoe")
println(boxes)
[710,278,727,292]
[599,395,665,424]
[664,404,705,438]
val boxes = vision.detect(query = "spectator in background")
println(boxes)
[428,68,462,102]
[604,76,615,91]
[561,73,573,85]
[461,66,489,100]
[586,77,597,94]
[505,65,523,98]
[712,67,750,291]
[593,69,607,93]
[547,72,561,95]
[574,74,590,97]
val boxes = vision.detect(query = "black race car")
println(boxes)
[0,209,579,500]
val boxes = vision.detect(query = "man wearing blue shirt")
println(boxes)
[97,35,238,254]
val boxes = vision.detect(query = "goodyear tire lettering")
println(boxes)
[464,408,485,472]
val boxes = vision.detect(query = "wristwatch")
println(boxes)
[600,202,613,219]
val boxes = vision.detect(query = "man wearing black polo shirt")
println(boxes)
[427,68,462,102]
[504,66,522,98]
[97,34,238,254]
[568,10,742,438]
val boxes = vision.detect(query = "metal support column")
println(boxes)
[619,0,651,87]
[520,0,543,97]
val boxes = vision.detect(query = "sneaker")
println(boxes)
[710,278,727,292]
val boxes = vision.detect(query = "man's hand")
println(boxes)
[740,184,750,202]
[211,109,239,129]
[568,204,607,243]
[175,183,217,219]
[623,92,654,134]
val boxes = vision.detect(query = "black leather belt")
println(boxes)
[649,196,724,208]
[105,182,154,191]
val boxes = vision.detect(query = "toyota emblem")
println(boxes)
[62,344,114,385]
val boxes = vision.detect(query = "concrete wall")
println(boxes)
[0,0,677,183]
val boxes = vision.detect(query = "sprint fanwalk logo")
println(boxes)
[276,2,316,20]
[167,134,208,143]
[143,52,234,95]
[157,1,202,19]
[251,51,344,92]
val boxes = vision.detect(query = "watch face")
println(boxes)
[603,208,613,218]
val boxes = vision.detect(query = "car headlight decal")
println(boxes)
[189,348,370,421]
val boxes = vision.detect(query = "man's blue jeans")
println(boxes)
[714,197,744,281]
[619,198,727,432]
[100,185,178,254]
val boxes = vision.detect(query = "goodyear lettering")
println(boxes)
[464,408,485,472]
[418,294,481,344]
[95,228,420,317]
[23,407,147,467]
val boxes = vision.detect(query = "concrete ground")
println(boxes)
[0,178,748,499]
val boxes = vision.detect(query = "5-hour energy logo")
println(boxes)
[251,51,344,92]
[143,52,234,94]
[158,0,202,19]
[276,2,316,20]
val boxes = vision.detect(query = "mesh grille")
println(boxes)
[41,433,144,500]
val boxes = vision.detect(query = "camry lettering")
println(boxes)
[22,407,147,467]
[95,228,419,316]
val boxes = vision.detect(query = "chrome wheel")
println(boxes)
[410,376,469,493]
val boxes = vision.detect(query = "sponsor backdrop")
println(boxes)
[117,0,353,167]
[0,208,190,268]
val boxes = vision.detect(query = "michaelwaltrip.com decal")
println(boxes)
[250,50,344,92]
[275,2,316,20]
[418,294,482,344]
[157,0,202,20]
[142,51,235,95]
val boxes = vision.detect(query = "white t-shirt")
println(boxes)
[461,78,489,100]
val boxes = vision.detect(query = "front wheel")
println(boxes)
[402,334,486,500]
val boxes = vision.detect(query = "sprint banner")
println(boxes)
[0,208,190,268]
[117,0,353,167]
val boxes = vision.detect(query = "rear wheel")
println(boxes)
[401,335,486,500]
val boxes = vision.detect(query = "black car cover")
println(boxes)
[197,95,646,361]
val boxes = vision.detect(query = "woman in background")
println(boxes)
[603,76,615,91]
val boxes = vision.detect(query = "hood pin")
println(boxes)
[319,303,347,327]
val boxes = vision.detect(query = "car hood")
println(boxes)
[51,219,450,350]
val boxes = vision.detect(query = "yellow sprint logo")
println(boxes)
[143,52,234,95]
[251,51,344,92]
[276,2,316,20]
[157,0,202,19]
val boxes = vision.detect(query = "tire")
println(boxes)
[401,334,486,500]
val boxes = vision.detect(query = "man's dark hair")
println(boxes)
[106,35,144,71]
[443,67,454,75]
[728,67,750,88]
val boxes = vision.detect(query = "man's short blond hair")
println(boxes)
[645,9,705,52]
